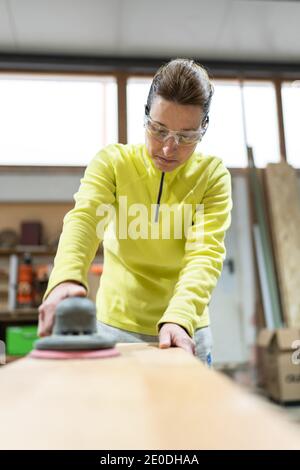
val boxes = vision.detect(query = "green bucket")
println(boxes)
[6,325,38,356]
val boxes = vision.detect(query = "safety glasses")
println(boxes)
[144,115,207,146]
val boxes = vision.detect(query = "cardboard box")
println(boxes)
[257,329,274,387]
[257,328,300,402]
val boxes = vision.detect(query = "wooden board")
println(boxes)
[0,344,300,450]
[253,225,274,329]
[265,162,300,328]
[247,148,283,328]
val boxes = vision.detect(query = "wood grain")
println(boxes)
[265,162,300,327]
[0,344,300,449]
[248,149,283,328]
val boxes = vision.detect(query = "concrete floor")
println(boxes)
[218,363,300,425]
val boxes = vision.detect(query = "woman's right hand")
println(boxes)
[37,282,87,337]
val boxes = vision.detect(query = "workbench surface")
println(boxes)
[0,343,299,450]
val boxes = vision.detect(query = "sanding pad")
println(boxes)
[29,347,120,360]
[34,334,116,351]
[34,297,118,355]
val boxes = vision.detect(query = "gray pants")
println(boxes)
[97,322,213,366]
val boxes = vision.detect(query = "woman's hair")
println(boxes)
[145,58,214,126]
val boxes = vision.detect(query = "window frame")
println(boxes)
[1,62,299,174]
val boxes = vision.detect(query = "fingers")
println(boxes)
[38,303,55,337]
[37,282,87,337]
[159,328,172,349]
[37,308,45,337]
[158,323,195,355]
[175,337,195,355]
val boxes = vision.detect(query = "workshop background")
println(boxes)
[0,0,300,416]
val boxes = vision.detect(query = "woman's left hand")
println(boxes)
[159,323,195,355]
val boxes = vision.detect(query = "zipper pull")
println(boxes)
[154,172,165,223]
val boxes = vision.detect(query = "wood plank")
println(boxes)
[0,343,299,450]
[265,162,300,327]
[247,148,283,328]
[253,225,274,329]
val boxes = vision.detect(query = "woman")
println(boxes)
[38,58,232,364]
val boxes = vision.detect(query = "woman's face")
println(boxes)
[145,96,205,172]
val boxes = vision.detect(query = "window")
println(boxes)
[127,77,153,144]
[199,80,280,168]
[0,74,118,166]
[242,81,280,168]
[281,81,300,168]
[127,77,280,168]
[198,81,247,167]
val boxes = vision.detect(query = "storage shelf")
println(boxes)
[0,246,56,256]
[0,309,39,322]
[0,246,103,256]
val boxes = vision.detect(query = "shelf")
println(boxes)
[0,246,57,256]
[0,246,103,256]
[0,309,39,322]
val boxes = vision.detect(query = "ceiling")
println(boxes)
[0,0,300,63]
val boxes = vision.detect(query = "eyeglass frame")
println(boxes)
[143,112,209,146]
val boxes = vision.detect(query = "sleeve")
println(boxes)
[43,146,116,300]
[157,161,232,337]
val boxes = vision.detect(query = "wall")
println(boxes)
[0,170,82,244]
[0,202,73,246]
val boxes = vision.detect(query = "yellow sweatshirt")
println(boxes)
[44,143,232,337]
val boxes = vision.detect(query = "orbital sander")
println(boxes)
[30,297,120,360]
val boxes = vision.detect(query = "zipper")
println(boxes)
[154,172,165,223]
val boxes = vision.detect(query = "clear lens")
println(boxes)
[144,116,202,145]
